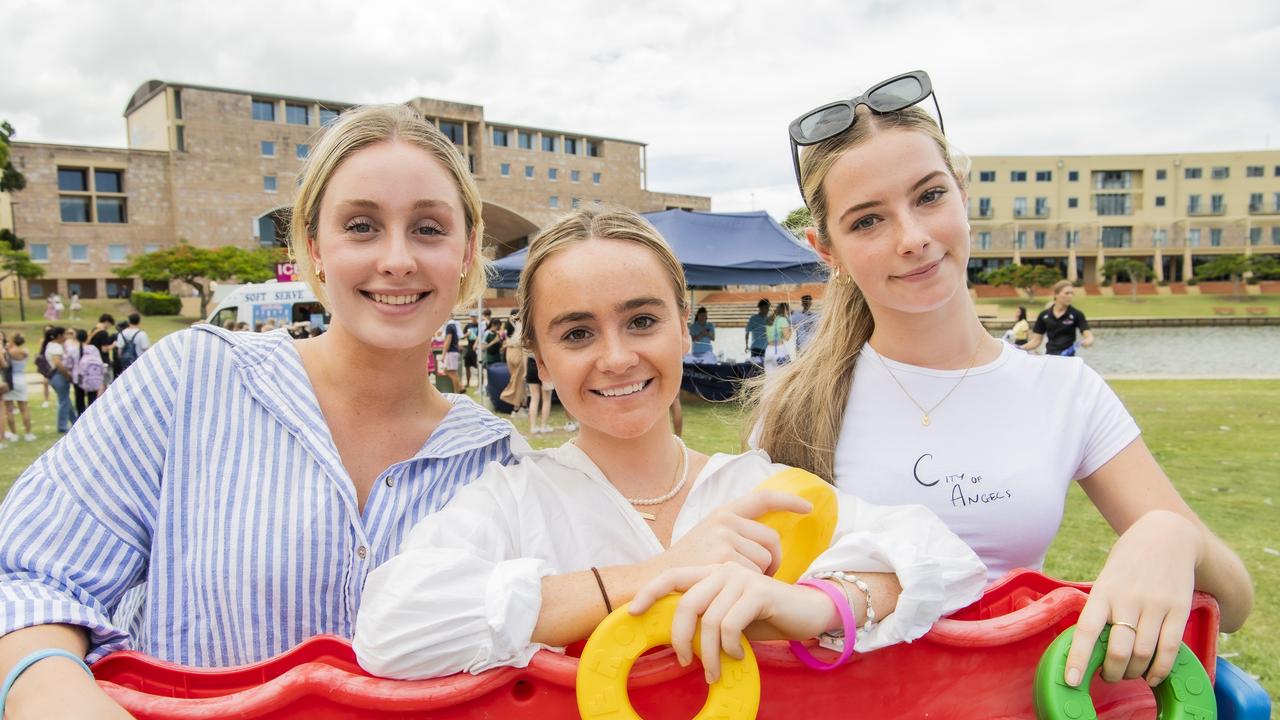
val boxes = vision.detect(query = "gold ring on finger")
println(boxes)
[1111,621,1138,632]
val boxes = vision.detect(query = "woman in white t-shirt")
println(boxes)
[355,207,985,680]
[749,71,1251,691]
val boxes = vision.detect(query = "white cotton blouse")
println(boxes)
[354,444,987,680]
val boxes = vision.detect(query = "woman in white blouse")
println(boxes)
[354,208,986,681]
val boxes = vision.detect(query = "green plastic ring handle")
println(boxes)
[1034,625,1216,719]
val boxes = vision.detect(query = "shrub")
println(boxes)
[1247,276,1260,285]
[1071,278,1084,287]
[1157,279,1169,286]
[130,290,182,316]
[1100,279,1113,287]
[1187,277,1200,286]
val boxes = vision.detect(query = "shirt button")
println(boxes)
[356,546,368,559]
[385,476,395,487]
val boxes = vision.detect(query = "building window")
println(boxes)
[264,175,277,192]
[1034,197,1048,216]
[96,197,127,223]
[977,231,991,250]
[1184,167,1202,179]
[95,170,122,193]
[144,244,160,254]
[1273,227,1280,245]
[1067,197,1078,209]
[175,125,185,151]
[1250,227,1262,245]
[1095,194,1132,216]
[1015,231,1026,248]
[1034,231,1046,249]
[592,172,602,184]
[173,89,182,119]
[1275,165,1280,177]
[1187,194,1201,213]
[252,99,276,122]
[1013,197,1027,217]
[1188,228,1201,247]
[1247,165,1264,178]
[1211,166,1229,180]
[549,196,559,208]
[1035,170,1052,182]
[978,170,995,182]
[1066,230,1079,248]
[571,197,581,209]
[1067,170,1079,182]
[542,135,556,152]
[1210,228,1223,247]
[60,196,91,223]
[108,244,129,263]
[548,167,558,181]
[977,197,992,217]
[500,163,511,176]
[564,138,579,155]
[1155,169,1167,180]
[1250,193,1263,211]
[492,128,509,147]
[1153,228,1168,247]
[519,131,533,150]
[319,108,340,126]
[58,168,88,191]
[1100,227,1133,248]
[296,144,309,159]
[70,244,90,262]
[587,140,601,157]
[1155,196,1166,207]
[1010,171,1027,182]
[439,122,464,145]
[261,140,275,157]
[524,165,534,178]
[570,169,581,183]
[30,244,49,262]
[1211,194,1225,213]
[285,103,310,125]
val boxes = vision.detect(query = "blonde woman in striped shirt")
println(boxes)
[0,105,518,718]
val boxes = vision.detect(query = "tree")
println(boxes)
[981,263,1063,299]
[0,121,27,193]
[1100,258,1154,302]
[0,238,44,323]
[115,242,285,318]
[782,207,813,239]
[1193,255,1252,299]
[1247,254,1280,280]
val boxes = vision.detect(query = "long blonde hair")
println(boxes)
[745,105,967,481]
[516,207,689,351]
[289,104,488,309]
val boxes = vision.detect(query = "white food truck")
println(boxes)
[204,281,329,331]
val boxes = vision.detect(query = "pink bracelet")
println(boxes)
[788,578,856,670]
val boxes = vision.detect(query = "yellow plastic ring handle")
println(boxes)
[576,469,838,719]
[577,594,760,719]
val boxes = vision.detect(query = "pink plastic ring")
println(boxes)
[788,578,856,670]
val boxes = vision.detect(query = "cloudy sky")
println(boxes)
[3,0,1278,218]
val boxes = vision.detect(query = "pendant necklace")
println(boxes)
[872,340,985,427]
[624,437,688,522]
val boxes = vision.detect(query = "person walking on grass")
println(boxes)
[3,333,36,441]
[1023,281,1094,356]
[115,312,150,375]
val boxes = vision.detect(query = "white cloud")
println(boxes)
[2,0,1277,219]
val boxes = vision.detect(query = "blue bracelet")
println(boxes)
[0,648,93,715]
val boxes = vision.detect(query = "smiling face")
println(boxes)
[308,140,472,351]
[530,238,689,440]
[814,128,969,317]
[1054,284,1075,306]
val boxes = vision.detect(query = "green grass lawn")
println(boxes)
[0,297,197,343]
[983,292,1280,319]
[0,312,1273,699]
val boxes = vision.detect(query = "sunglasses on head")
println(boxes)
[788,70,944,203]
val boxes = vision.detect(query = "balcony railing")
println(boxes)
[1248,202,1280,215]
[971,208,994,219]
[1188,205,1225,216]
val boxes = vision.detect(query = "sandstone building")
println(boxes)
[1,80,709,299]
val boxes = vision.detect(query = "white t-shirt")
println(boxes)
[116,327,151,354]
[354,444,986,680]
[834,342,1139,583]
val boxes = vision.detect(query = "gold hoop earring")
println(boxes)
[460,268,467,280]
[315,267,326,284]
[832,267,851,286]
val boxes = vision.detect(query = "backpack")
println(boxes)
[34,351,55,379]
[76,347,106,393]
[119,330,142,372]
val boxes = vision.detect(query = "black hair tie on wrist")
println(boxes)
[590,566,613,614]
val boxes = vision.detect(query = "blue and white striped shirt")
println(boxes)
[0,325,517,666]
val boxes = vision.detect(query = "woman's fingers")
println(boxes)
[727,516,783,575]
[1123,611,1161,680]
[725,490,813,522]
[1101,616,1138,682]
[697,577,745,683]
[670,573,726,668]
[727,529,774,574]
[1146,603,1192,686]
[630,566,708,614]
[1064,598,1110,686]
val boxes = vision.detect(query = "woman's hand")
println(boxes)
[630,563,834,683]
[644,491,812,578]
[1064,510,1199,688]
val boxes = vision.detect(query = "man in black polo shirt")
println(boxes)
[1023,280,1095,356]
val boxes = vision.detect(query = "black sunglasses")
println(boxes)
[788,70,944,203]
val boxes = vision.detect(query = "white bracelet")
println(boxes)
[813,570,876,630]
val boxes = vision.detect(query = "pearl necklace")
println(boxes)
[625,438,689,521]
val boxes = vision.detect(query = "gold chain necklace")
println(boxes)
[871,340,985,427]
[624,437,688,522]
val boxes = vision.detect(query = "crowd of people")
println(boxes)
[0,75,1253,717]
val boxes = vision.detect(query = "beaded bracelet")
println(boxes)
[0,648,94,715]
[814,570,876,630]
[788,578,856,670]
